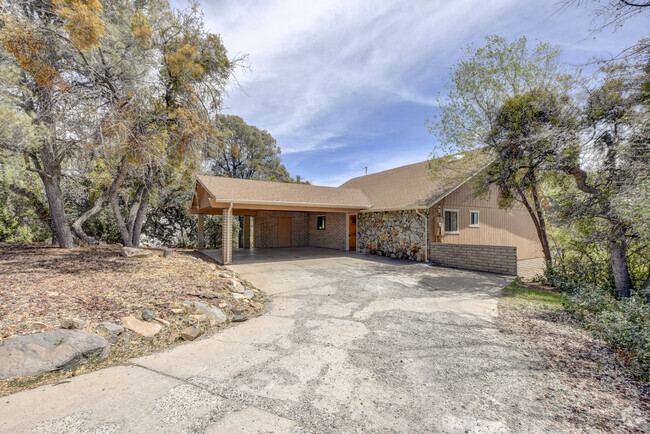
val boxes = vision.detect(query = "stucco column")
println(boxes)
[222,207,233,264]
[243,216,251,249]
[197,214,204,251]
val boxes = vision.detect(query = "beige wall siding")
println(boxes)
[308,212,347,250]
[254,211,309,248]
[429,183,543,260]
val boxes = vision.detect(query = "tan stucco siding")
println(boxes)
[308,212,347,250]
[429,183,543,260]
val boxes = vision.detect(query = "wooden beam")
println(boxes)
[197,214,204,251]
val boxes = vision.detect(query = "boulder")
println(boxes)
[122,315,162,338]
[96,322,124,335]
[181,326,202,341]
[141,309,156,321]
[0,329,110,380]
[232,314,249,323]
[60,318,87,330]
[120,247,152,258]
[163,248,173,259]
[243,289,255,299]
[192,301,227,323]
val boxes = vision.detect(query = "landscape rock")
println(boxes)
[232,293,245,300]
[250,301,264,310]
[96,322,124,335]
[154,318,170,327]
[105,333,119,344]
[163,249,173,259]
[141,309,156,321]
[182,300,195,312]
[0,329,110,380]
[232,314,249,322]
[189,314,207,322]
[181,326,202,341]
[60,318,87,330]
[120,247,152,258]
[170,308,184,315]
[192,301,227,323]
[243,289,255,299]
[122,316,162,338]
[227,278,245,293]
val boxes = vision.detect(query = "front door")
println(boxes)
[278,217,292,247]
[349,215,357,250]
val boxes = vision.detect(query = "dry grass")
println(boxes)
[0,242,265,396]
[499,285,650,432]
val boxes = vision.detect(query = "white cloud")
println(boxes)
[200,0,521,152]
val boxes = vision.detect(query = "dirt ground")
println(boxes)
[0,243,264,395]
[498,288,650,433]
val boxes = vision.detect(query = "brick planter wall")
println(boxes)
[429,243,517,275]
[358,210,427,261]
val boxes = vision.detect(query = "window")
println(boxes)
[444,210,459,233]
[469,210,480,227]
[317,215,326,230]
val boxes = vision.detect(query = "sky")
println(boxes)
[176,0,648,186]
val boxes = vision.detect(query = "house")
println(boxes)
[190,152,543,275]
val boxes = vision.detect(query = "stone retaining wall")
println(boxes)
[358,210,427,261]
[429,243,517,275]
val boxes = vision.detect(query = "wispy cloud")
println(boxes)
[185,0,647,185]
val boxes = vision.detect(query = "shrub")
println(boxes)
[553,270,650,381]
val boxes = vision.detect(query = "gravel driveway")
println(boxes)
[2,248,596,432]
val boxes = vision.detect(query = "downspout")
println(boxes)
[415,209,428,263]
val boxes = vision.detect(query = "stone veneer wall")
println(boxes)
[357,210,427,261]
[429,243,517,275]
[308,212,346,250]
[254,211,309,248]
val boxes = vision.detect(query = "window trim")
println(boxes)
[316,215,326,231]
[443,209,460,234]
[469,210,480,227]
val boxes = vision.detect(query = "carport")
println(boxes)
[189,176,371,264]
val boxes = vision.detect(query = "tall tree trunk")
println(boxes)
[515,184,552,263]
[39,144,75,248]
[609,223,633,298]
[108,158,133,247]
[131,185,150,247]
[529,173,552,263]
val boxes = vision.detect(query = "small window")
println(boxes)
[469,210,480,227]
[317,215,326,230]
[444,210,459,233]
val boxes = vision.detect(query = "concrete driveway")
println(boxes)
[2,248,557,432]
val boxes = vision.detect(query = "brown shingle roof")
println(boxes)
[197,175,371,209]
[339,151,488,211]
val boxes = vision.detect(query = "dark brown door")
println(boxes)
[278,217,292,247]
[349,215,357,250]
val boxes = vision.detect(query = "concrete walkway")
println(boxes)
[2,248,561,432]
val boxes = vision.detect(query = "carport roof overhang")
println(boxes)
[189,198,368,214]
[190,176,371,214]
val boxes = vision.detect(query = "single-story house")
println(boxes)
[190,152,543,275]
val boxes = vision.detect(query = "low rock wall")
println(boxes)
[429,243,517,275]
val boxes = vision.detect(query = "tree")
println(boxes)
[561,1,650,33]
[0,0,106,247]
[209,114,292,181]
[428,35,570,263]
[552,48,650,297]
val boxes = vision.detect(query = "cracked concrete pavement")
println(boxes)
[2,248,568,432]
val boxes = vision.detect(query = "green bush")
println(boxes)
[551,269,650,381]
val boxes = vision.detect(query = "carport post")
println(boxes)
[243,216,251,249]
[222,204,233,264]
[197,214,204,251]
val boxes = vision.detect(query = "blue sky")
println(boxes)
[186,0,647,186]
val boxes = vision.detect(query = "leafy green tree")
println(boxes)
[429,35,570,263]
[209,114,292,181]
